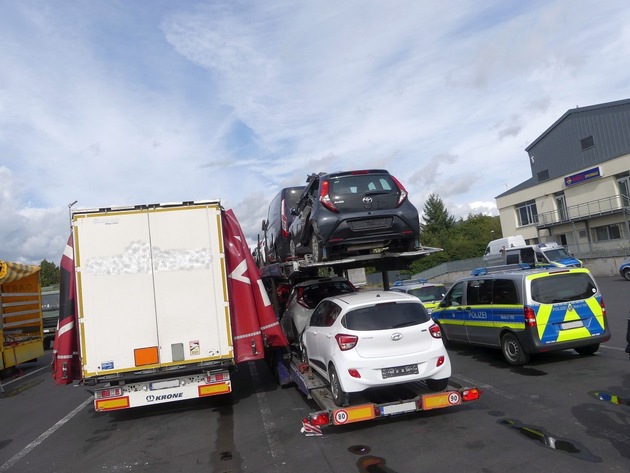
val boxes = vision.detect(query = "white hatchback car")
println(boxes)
[301,291,451,406]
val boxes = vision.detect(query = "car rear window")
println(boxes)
[329,174,396,196]
[529,272,597,304]
[343,302,430,331]
[299,281,355,309]
[408,286,446,302]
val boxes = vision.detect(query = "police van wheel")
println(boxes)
[575,343,599,356]
[501,333,529,366]
[624,268,630,281]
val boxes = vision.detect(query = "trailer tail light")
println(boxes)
[429,323,442,338]
[97,387,123,399]
[306,412,330,426]
[524,307,537,327]
[462,388,481,402]
[436,356,445,367]
[206,372,229,384]
[336,334,358,351]
[319,180,338,212]
[390,175,408,206]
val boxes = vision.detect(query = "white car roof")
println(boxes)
[330,290,419,308]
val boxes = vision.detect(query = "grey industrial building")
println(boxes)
[496,98,630,256]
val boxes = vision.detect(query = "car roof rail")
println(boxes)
[471,263,532,276]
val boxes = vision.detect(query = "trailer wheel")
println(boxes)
[501,332,530,366]
[329,363,349,407]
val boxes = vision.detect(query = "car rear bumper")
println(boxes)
[334,348,451,393]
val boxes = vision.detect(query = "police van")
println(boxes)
[431,266,610,365]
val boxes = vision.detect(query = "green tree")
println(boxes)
[40,259,60,287]
[420,194,455,238]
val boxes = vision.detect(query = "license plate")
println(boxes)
[561,320,584,330]
[351,218,391,231]
[381,364,418,379]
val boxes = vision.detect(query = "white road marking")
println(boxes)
[0,397,92,472]
[248,361,286,473]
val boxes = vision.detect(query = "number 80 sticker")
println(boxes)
[334,409,349,424]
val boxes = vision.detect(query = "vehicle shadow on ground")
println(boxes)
[445,342,606,375]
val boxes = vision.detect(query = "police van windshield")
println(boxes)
[530,273,596,304]
[543,248,572,261]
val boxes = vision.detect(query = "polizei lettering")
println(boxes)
[146,392,184,402]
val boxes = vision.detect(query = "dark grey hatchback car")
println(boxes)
[288,169,420,261]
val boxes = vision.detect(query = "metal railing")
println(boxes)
[536,194,628,227]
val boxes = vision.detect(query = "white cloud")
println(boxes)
[1,0,630,264]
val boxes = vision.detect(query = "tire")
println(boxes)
[624,268,630,281]
[328,363,349,407]
[426,378,449,391]
[310,233,323,262]
[501,332,530,366]
[575,343,599,356]
[300,341,309,364]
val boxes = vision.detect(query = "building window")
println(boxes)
[592,224,621,242]
[537,170,549,181]
[617,174,630,207]
[516,200,539,227]
[580,135,594,150]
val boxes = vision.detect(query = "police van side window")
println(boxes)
[492,279,519,305]
[444,282,464,306]
[466,279,492,305]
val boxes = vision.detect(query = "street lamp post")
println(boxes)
[68,200,78,229]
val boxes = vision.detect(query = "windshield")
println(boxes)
[42,292,60,311]
[407,286,446,302]
[543,248,571,261]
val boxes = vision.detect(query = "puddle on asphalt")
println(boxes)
[499,419,601,462]
[589,390,630,406]
[349,445,398,473]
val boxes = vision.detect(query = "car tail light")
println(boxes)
[436,356,445,367]
[348,369,361,378]
[429,323,442,339]
[599,297,606,316]
[524,307,537,327]
[319,180,338,212]
[335,334,358,350]
[462,388,481,402]
[280,197,289,238]
[390,175,408,207]
[296,287,309,308]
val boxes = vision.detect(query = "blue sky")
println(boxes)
[2,0,630,264]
